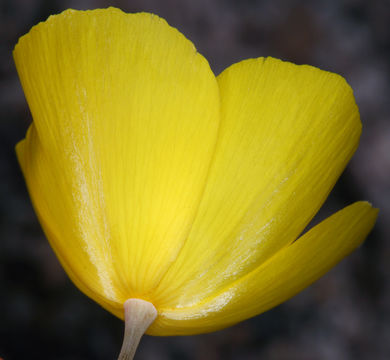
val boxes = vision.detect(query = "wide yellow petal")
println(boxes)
[14,8,220,311]
[151,202,378,335]
[155,57,362,307]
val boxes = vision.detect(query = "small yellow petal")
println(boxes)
[153,202,378,335]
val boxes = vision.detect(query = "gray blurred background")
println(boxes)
[0,0,389,359]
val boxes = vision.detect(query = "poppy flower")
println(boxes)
[14,7,377,358]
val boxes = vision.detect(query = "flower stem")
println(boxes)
[118,299,157,360]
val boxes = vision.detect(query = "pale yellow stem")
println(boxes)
[118,299,157,360]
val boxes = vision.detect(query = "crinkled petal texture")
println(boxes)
[15,8,377,336]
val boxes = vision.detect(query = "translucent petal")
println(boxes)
[156,57,362,307]
[152,202,378,335]
[14,8,220,308]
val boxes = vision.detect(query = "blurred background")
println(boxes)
[0,0,389,359]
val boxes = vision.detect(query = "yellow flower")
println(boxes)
[15,7,377,340]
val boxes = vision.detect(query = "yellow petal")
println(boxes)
[152,201,378,335]
[155,57,362,307]
[14,8,220,311]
